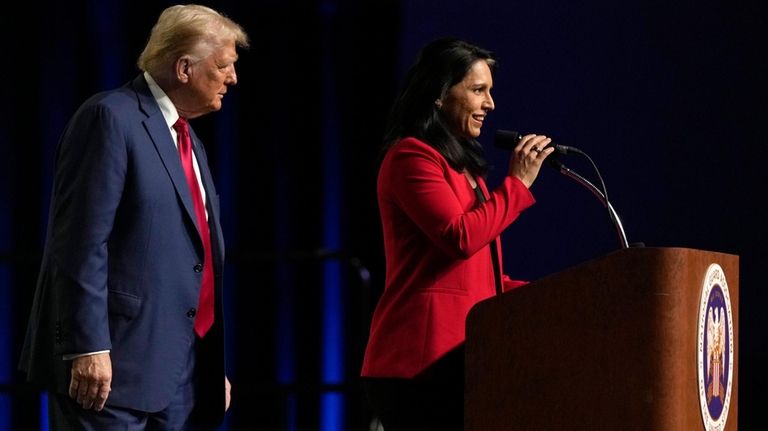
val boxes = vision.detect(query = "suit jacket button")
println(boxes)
[193,264,203,273]
[187,308,197,318]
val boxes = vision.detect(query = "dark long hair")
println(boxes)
[381,38,497,177]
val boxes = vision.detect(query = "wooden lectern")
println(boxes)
[465,247,738,430]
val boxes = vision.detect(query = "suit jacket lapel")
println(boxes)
[189,130,225,265]
[132,75,199,239]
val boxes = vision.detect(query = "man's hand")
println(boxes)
[225,376,232,411]
[68,352,112,411]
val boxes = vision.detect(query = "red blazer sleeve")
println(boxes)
[384,138,535,259]
[502,275,529,291]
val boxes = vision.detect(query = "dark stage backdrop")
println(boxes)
[1,1,765,430]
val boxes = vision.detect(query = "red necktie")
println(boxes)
[173,117,214,337]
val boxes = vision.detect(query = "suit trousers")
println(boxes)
[363,345,464,431]
[48,343,200,431]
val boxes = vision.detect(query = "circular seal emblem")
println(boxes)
[697,263,734,431]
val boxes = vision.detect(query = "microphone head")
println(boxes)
[495,129,571,157]
[494,130,521,149]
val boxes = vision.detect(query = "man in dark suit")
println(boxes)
[18,4,249,430]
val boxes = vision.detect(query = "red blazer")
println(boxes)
[361,137,535,378]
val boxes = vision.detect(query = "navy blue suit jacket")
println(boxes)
[20,75,227,423]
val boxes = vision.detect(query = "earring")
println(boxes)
[435,99,443,109]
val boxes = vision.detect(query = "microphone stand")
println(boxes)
[548,159,630,249]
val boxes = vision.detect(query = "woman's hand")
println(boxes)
[507,134,554,188]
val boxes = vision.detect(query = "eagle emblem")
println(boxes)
[697,263,734,431]
[706,306,725,405]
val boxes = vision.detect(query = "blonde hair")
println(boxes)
[137,4,249,77]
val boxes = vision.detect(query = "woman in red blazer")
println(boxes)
[361,38,555,430]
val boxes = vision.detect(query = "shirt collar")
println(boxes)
[143,71,179,129]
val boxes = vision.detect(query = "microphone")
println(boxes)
[494,129,635,249]
[494,129,581,156]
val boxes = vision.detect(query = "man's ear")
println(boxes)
[175,57,193,83]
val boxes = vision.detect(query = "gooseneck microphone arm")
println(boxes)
[548,159,629,249]
[493,130,632,249]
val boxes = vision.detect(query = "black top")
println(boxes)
[473,185,502,296]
